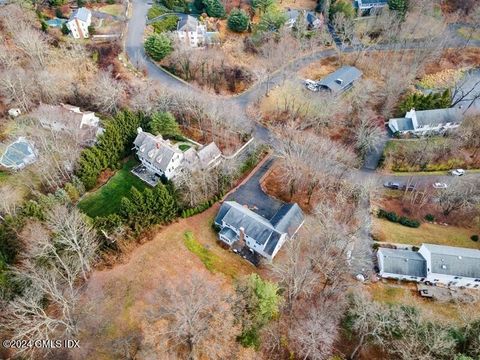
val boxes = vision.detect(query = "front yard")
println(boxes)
[78,158,148,218]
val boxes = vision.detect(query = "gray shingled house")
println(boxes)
[377,244,480,288]
[214,201,304,261]
[317,66,362,94]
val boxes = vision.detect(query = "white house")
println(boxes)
[33,103,102,143]
[176,15,206,47]
[356,0,388,10]
[214,201,305,261]
[377,244,480,289]
[388,108,465,136]
[132,128,222,181]
[67,7,92,39]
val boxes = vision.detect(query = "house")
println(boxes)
[133,128,222,182]
[285,9,322,30]
[355,0,388,10]
[317,66,363,94]
[388,108,465,136]
[67,7,92,39]
[214,201,305,261]
[0,137,37,170]
[8,108,21,117]
[176,15,207,47]
[377,244,480,289]
[32,103,102,143]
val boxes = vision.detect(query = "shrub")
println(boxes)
[412,246,420,251]
[388,0,408,16]
[228,9,250,32]
[329,0,355,19]
[144,33,173,61]
[398,216,420,228]
[471,235,479,242]
[203,0,226,18]
[378,209,398,222]
[424,214,435,222]
[61,23,70,35]
[55,7,63,18]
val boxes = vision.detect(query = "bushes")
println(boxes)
[228,9,250,32]
[425,214,435,222]
[203,0,226,18]
[329,0,355,20]
[76,111,148,189]
[398,89,451,115]
[378,209,420,228]
[182,194,222,218]
[144,33,173,61]
[152,15,179,33]
[471,235,479,242]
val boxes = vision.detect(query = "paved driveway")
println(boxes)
[225,156,283,220]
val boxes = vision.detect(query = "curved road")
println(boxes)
[125,0,480,183]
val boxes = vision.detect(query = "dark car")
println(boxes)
[383,181,401,189]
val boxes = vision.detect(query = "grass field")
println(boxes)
[368,282,480,324]
[78,158,147,218]
[96,4,124,17]
[372,218,480,249]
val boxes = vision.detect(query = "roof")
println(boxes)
[177,15,199,32]
[318,66,362,93]
[378,248,427,277]
[270,203,304,237]
[215,201,304,254]
[219,227,237,243]
[388,117,414,132]
[422,244,480,279]
[197,143,221,167]
[358,0,388,6]
[70,7,91,22]
[285,9,319,25]
[0,138,37,169]
[416,108,464,128]
[134,131,181,173]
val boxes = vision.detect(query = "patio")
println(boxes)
[131,164,162,187]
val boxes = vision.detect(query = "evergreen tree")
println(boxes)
[398,89,451,115]
[144,33,173,61]
[203,0,226,18]
[61,23,70,35]
[150,111,181,138]
[251,0,275,15]
[257,8,287,32]
[329,0,354,19]
[388,0,408,17]
[228,9,250,32]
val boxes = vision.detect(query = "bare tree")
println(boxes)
[437,177,480,216]
[456,115,480,159]
[91,70,126,114]
[0,185,24,219]
[146,273,238,360]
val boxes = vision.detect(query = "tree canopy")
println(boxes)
[203,0,226,18]
[144,33,173,62]
[150,111,182,139]
[228,9,250,32]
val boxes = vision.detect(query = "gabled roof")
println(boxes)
[70,7,91,22]
[318,66,362,93]
[177,15,199,32]
[416,108,464,128]
[134,131,181,173]
[422,244,480,279]
[378,248,427,277]
[388,117,414,132]
[215,201,304,255]
[197,142,221,168]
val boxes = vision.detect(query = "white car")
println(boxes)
[432,182,448,189]
[450,169,465,176]
[305,79,318,92]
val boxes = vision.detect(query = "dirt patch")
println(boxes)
[298,61,337,81]
[73,206,260,359]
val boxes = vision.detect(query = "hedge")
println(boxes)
[378,209,420,228]
[181,194,223,218]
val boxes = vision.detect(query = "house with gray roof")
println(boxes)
[377,244,480,288]
[388,108,465,136]
[214,201,304,261]
[67,7,92,39]
[285,9,322,30]
[176,15,208,47]
[317,66,362,94]
[133,128,222,182]
[356,0,388,10]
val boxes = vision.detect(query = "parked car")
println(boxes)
[305,79,318,92]
[450,169,465,176]
[384,181,401,189]
[433,182,448,189]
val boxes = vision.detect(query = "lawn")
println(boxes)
[78,158,147,218]
[74,206,257,359]
[367,282,480,324]
[372,218,480,250]
[96,4,124,17]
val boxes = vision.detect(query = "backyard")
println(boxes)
[72,206,257,359]
[372,217,480,249]
[78,158,148,218]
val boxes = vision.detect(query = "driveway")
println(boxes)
[225,156,283,220]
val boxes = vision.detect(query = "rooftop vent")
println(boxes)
[441,265,447,270]
[335,78,343,85]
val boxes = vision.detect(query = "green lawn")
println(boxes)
[373,218,480,250]
[97,4,124,17]
[78,158,147,218]
[0,171,8,183]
